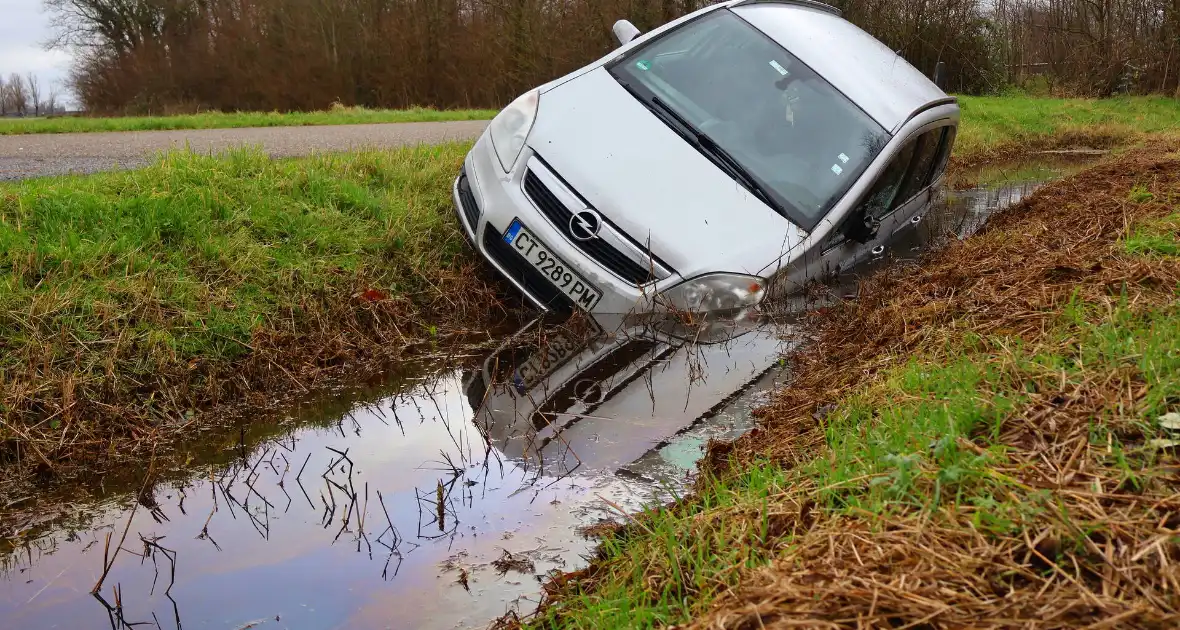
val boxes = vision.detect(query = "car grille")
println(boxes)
[522,170,657,286]
[457,167,481,229]
[482,226,574,313]
[530,338,659,430]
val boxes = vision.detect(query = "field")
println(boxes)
[1,95,1177,503]
[0,106,497,135]
[954,95,1180,164]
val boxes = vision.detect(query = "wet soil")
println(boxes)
[0,156,1102,630]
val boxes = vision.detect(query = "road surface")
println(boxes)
[0,120,490,181]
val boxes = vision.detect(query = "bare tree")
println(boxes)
[26,73,41,116]
[7,73,27,116]
[0,74,6,116]
[46,86,59,115]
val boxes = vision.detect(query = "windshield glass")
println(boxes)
[609,9,889,230]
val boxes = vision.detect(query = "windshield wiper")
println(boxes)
[613,78,792,220]
[646,96,790,219]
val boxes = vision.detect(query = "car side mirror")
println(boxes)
[840,210,881,245]
[613,20,641,46]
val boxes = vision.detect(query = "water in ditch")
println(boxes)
[0,158,1098,630]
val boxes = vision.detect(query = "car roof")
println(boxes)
[728,0,953,132]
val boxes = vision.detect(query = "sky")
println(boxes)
[0,0,76,108]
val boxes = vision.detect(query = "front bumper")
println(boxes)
[453,132,669,315]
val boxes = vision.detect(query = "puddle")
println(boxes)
[936,153,1102,240]
[0,159,1098,630]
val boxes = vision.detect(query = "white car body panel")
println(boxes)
[527,67,803,278]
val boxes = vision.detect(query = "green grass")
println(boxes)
[0,143,472,386]
[0,106,496,135]
[954,95,1180,160]
[812,296,1179,511]
[1125,212,1180,256]
[1123,214,1180,257]
[1123,182,1179,256]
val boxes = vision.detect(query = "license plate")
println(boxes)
[515,331,583,390]
[503,219,602,311]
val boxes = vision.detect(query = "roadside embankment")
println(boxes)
[518,142,1180,627]
[0,144,512,496]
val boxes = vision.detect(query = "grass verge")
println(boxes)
[0,144,508,493]
[515,142,1180,627]
[954,95,1180,167]
[0,106,496,135]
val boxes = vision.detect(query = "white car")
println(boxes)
[454,0,958,316]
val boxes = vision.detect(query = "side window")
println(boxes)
[891,127,945,209]
[821,142,915,251]
[860,142,915,220]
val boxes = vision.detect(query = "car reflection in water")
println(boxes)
[463,309,788,478]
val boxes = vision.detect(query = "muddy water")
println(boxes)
[0,322,788,630]
[0,159,1098,630]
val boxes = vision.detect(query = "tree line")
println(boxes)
[0,74,63,117]
[45,0,1180,114]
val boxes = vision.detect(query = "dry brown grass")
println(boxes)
[738,141,1180,467]
[687,144,1180,629]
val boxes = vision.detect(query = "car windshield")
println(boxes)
[609,9,890,230]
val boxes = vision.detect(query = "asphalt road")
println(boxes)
[0,120,490,181]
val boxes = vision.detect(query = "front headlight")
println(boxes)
[488,91,539,172]
[659,273,766,313]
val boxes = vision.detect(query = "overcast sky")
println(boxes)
[1,0,76,107]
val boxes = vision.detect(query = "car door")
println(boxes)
[814,125,953,279]
[893,126,956,240]
[812,139,916,279]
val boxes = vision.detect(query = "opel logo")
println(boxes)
[569,210,602,242]
[572,379,604,404]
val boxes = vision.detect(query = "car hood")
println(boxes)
[527,67,804,279]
